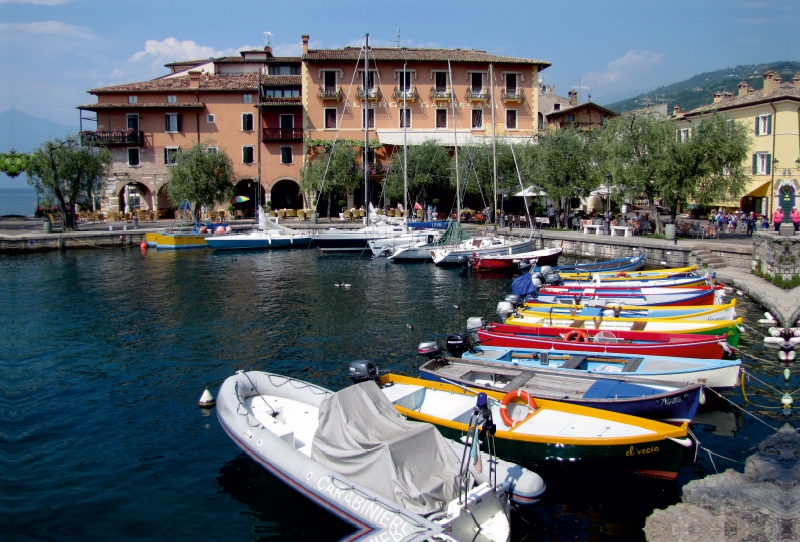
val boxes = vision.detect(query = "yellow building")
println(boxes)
[673,70,800,217]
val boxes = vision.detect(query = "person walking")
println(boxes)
[773,208,784,232]
[746,212,754,236]
[792,207,800,232]
[547,204,555,227]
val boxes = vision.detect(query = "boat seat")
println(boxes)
[630,322,647,331]
[504,370,536,390]
[621,357,645,372]
[559,355,587,370]
[381,383,426,411]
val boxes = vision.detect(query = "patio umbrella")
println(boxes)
[232,196,250,203]
[514,187,546,197]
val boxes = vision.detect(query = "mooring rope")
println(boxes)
[705,386,779,431]
[728,344,784,368]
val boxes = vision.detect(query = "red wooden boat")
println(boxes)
[476,322,729,359]
[472,246,562,272]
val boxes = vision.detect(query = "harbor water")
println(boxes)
[2,248,789,541]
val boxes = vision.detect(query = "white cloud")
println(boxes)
[0,0,76,4]
[0,20,97,41]
[583,51,663,89]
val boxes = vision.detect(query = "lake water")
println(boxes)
[0,186,37,217]
[2,248,789,541]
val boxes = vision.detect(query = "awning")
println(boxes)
[745,179,772,198]
[515,187,546,197]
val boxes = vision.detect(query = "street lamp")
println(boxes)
[603,172,612,235]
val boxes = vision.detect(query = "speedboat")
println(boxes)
[217,370,545,542]
[205,212,311,250]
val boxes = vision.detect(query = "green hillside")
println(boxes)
[604,61,800,114]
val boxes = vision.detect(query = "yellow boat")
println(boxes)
[520,299,737,322]
[144,231,211,249]
[558,265,698,280]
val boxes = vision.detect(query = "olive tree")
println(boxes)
[384,139,452,210]
[300,144,361,218]
[167,139,234,219]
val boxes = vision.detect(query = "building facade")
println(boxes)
[673,70,800,216]
[78,36,549,217]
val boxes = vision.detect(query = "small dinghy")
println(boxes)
[514,299,738,322]
[416,342,703,424]
[377,372,693,480]
[471,246,562,272]
[217,370,545,542]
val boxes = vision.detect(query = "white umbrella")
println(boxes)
[515,187,547,197]
[589,185,619,197]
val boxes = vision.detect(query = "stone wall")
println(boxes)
[752,232,800,280]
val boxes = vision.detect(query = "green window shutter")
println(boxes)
[165,115,170,132]
[752,154,758,175]
[766,154,772,175]
[755,117,760,136]
[767,115,772,135]
[176,114,182,132]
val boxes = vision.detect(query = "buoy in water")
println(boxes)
[140,241,148,249]
[198,388,215,408]
[785,368,791,382]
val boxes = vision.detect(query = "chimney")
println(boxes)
[737,81,749,97]
[568,89,578,106]
[302,34,309,55]
[189,70,201,89]
[722,91,733,100]
[713,91,723,103]
[673,104,681,116]
[762,70,780,95]
[264,45,273,57]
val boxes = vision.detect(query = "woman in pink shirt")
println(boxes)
[791,207,800,232]
[773,208,784,232]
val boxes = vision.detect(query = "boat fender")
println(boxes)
[198,388,215,408]
[140,241,148,249]
[499,389,536,428]
[615,272,628,278]
[699,387,706,405]
[667,437,694,448]
[565,330,589,342]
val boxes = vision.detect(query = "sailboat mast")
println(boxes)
[403,59,408,223]
[447,59,460,222]
[490,64,498,236]
[364,34,370,226]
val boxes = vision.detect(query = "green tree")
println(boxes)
[458,140,520,215]
[0,150,29,178]
[385,139,452,210]
[26,136,111,230]
[167,139,235,219]
[300,144,361,219]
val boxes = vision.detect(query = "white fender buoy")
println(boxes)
[785,368,791,382]
[198,388,215,408]
[781,394,793,407]
[668,437,694,448]
[736,290,744,296]
[699,387,706,405]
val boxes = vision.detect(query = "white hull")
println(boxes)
[432,237,538,265]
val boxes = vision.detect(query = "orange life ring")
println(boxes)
[564,330,589,342]
[500,389,537,428]
[615,272,628,277]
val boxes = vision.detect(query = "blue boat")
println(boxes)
[526,253,645,274]
[205,212,312,250]
[417,355,703,424]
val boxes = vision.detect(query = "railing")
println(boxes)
[317,86,343,100]
[356,87,383,101]
[80,130,144,146]
[466,88,490,101]
[501,88,524,102]
[262,128,304,141]
[430,87,452,101]
[392,87,419,102]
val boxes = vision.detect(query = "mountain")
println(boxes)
[604,61,800,114]
[0,108,78,154]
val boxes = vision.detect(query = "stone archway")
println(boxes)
[270,177,303,211]
[156,184,175,219]
[117,182,152,215]
[233,178,264,218]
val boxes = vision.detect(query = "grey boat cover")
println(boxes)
[311,381,463,516]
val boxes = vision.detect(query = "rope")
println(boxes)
[741,368,798,398]
[728,344,783,368]
[705,386,779,431]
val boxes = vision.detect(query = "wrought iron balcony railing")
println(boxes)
[80,130,144,146]
[501,88,525,102]
[466,88,490,102]
[392,87,419,102]
[317,86,343,101]
[262,128,304,142]
[430,87,452,101]
[356,87,383,101]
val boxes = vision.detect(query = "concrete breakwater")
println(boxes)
[644,424,800,542]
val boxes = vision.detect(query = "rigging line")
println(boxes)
[741,368,798,397]
[728,345,783,368]
[704,386,779,432]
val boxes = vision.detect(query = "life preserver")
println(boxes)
[499,389,537,428]
[615,272,628,277]
[564,330,589,342]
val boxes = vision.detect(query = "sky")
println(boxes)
[0,0,797,127]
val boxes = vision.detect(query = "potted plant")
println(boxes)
[311,200,319,224]
[338,199,346,220]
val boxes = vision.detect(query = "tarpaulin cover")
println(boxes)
[311,382,463,516]
[511,272,536,296]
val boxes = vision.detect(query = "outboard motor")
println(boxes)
[532,272,545,282]
[504,294,523,308]
[545,272,563,286]
[466,317,486,333]
[446,334,475,358]
[474,393,496,441]
[539,266,553,277]
[496,301,516,321]
[348,360,379,384]
[417,341,442,359]
[531,276,543,288]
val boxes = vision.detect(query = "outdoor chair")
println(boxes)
[218,211,226,221]
[234,210,244,220]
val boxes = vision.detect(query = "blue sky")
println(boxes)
[0,0,797,126]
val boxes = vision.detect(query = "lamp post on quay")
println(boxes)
[603,172,611,235]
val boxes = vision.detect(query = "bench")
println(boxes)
[535,217,550,227]
[610,226,633,237]
[583,224,603,235]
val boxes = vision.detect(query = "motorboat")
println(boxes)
[388,221,471,262]
[205,212,312,250]
[217,370,545,542]
[471,246,562,272]
[527,253,645,274]
[367,230,443,257]
[527,284,726,307]
[515,299,738,322]
[431,236,539,266]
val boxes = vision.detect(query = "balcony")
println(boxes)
[392,87,419,102]
[318,86,343,101]
[430,87,452,102]
[80,130,144,146]
[262,128,304,142]
[501,88,525,103]
[357,87,383,102]
[466,88,490,102]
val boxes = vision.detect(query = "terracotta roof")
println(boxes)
[215,56,301,64]
[76,102,205,110]
[257,98,302,107]
[261,75,301,86]
[676,86,800,118]
[89,73,263,93]
[303,47,550,68]
[164,58,209,68]
[546,102,618,118]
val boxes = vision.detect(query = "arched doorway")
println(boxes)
[156,184,175,219]
[233,178,264,218]
[270,178,302,211]
[117,182,152,214]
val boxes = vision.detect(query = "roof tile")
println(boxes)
[303,47,550,67]
[679,87,800,117]
[89,74,299,93]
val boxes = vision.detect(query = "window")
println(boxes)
[361,71,375,91]
[398,71,412,92]
[243,94,253,104]
[753,153,772,175]
[242,146,254,164]
[566,114,575,123]
[268,65,300,75]
[167,95,177,104]
[126,114,139,131]
[436,109,447,129]
[756,114,772,136]
[679,128,690,143]
[279,114,294,129]
[471,72,483,92]
[165,113,181,133]
[366,149,375,167]
[206,114,215,124]
[127,148,140,167]
[434,72,448,92]
[471,109,483,129]
[324,108,337,129]
[206,146,218,154]
[323,71,337,92]
[164,147,180,165]
[242,113,254,131]
[506,109,517,130]
[263,88,301,98]
[600,115,608,125]
[505,73,517,93]
[553,104,561,111]
[281,146,293,164]
[362,108,375,129]
[399,108,411,129]
[128,95,137,104]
